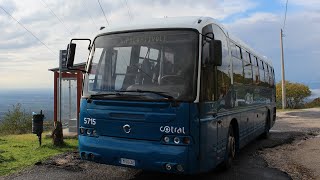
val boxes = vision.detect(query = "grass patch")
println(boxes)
[0,133,78,176]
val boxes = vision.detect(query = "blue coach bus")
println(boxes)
[66,16,276,174]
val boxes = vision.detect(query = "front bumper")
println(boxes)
[79,135,197,174]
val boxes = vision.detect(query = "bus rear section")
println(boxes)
[77,29,200,174]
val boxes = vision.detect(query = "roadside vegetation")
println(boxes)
[0,103,78,176]
[0,104,32,135]
[0,133,77,176]
[276,81,319,109]
[0,103,52,135]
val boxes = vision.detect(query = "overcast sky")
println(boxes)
[0,0,319,90]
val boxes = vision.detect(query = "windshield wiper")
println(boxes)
[87,91,135,100]
[116,89,175,100]
[86,90,178,106]
[87,92,118,100]
[91,92,120,96]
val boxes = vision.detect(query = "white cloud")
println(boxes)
[229,12,279,25]
[289,0,320,9]
[0,0,260,89]
[0,0,319,89]
[226,9,320,85]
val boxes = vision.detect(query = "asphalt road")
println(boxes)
[2,108,320,180]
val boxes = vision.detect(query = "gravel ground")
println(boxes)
[263,108,320,180]
[2,108,320,180]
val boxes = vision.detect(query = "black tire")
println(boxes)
[261,112,271,139]
[221,125,236,169]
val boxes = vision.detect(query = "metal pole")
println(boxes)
[280,29,286,109]
[59,50,62,122]
[69,80,71,121]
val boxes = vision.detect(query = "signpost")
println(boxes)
[52,50,67,146]
[59,50,67,122]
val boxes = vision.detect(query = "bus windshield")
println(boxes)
[85,30,198,101]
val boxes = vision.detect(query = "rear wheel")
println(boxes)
[221,125,236,169]
[261,112,271,139]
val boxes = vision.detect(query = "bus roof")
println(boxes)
[99,16,217,33]
[98,16,272,66]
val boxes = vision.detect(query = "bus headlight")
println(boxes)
[165,163,172,171]
[92,130,97,136]
[163,136,170,143]
[162,135,192,145]
[173,137,180,144]
[86,129,91,135]
[80,128,84,134]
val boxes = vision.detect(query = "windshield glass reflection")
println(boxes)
[85,30,198,101]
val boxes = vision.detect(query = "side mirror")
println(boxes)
[209,40,222,66]
[66,43,76,68]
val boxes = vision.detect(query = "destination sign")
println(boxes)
[119,35,167,45]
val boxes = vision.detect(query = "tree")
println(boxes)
[276,81,311,109]
[0,103,32,135]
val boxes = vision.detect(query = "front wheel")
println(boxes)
[221,125,236,169]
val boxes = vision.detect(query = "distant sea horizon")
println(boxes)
[0,88,53,92]
[308,88,320,101]
[0,88,54,121]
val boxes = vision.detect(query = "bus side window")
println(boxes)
[252,56,259,85]
[273,69,275,87]
[237,46,242,59]
[259,59,265,86]
[200,66,214,101]
[271,68,275,87]
[200,24,214,101]
[243,51,253,84]
[212,24,231,107]
[264,63,269,87]
[231,42,237,57]
[231,42,241,59]
[266,64,269,86]
[232,45,244,85]
[268,66,273,87]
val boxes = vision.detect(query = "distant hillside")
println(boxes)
[306,89,320,102]
[0,89,54,121]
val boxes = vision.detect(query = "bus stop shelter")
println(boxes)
[49,63,85,133]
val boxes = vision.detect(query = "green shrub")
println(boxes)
[0,103,32,135]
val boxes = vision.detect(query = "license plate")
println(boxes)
[120,158,136,166]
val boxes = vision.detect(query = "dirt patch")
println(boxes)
[293,137,320,178]
[266,108,320,179]
[262,133,320,180]
[38,151,85,172]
